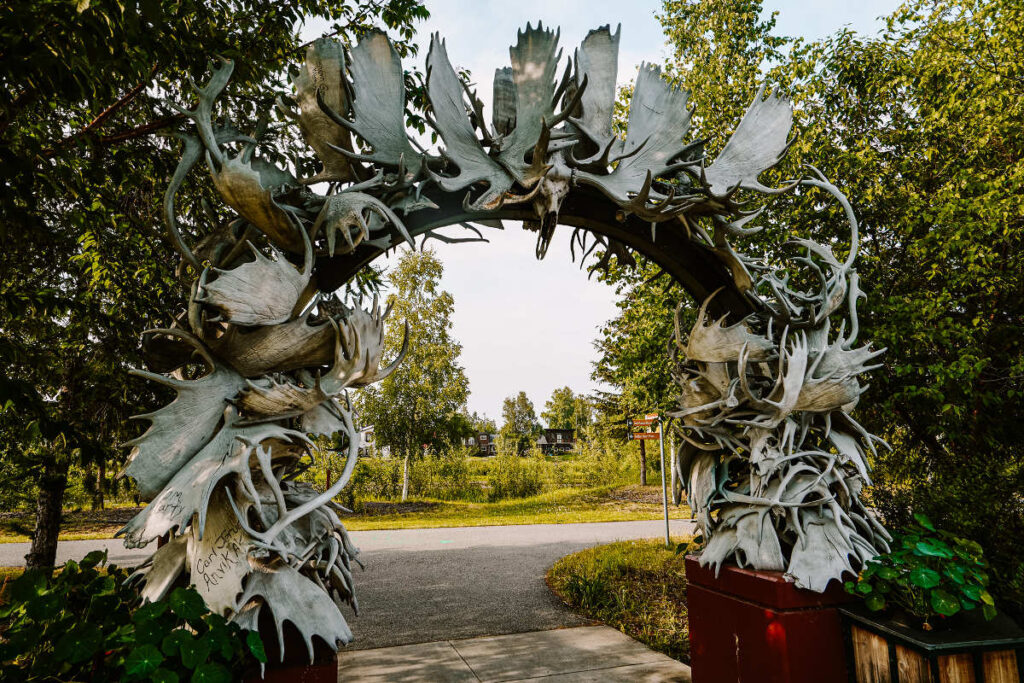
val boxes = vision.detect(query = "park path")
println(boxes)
[0,519,695,650]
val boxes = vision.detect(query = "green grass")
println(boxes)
[342,485,691,531]
[0,486,689,540]
[0,506,141,544]
[547,538,692,663]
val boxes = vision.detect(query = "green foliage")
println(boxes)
[0,551,264,681]
[498,391,540,455]
[591,0,1024,616]
[487,454,545,501]
[357,249,470,461]
[845,514,996,629]
[338,450,474,506]
[547,539,691,662]
[0,0,428,563]
[540,387,593,434]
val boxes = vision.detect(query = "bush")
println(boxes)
[338,457,403,508]
[0,551,265,681]
[844,513,996,630]
[487,454,546,501]
[410,449,473,500]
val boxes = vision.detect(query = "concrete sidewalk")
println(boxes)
[336,626,692,682]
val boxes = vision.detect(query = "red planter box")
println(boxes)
[685,554,853,683]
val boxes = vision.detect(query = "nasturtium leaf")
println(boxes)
[961,583,982,601]
[980,590,995,606]
[125,643,165,678]
[162,629,191,657]
[910,567,941,589]
[191,662,232,683]
[877,566,899,580]
[865,593,886,611]
[152,668,180,683]
[133,600,168,623]
[80,550,108,569]
[930,589,961,617]
[134,619,167,645]
[11,570,46,602]
[982,604,997,621]
[913,513,936,531]
[856,582,873,595]
[54,624,104,664]
[180,636,212,670]
[169,588,207,622]
[960,598,976,610]
[246,631,267,663]
[26,592,61,620]
[915,541,953,558]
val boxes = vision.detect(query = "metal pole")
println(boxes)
[658,417,670,548]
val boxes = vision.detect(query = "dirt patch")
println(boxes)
[604,485,666,506]
[350,501,441,516]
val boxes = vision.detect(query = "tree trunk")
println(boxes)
[401,453,410,502]
[91,459,106,510]
[639,439,647,486]
[25,458,68,570]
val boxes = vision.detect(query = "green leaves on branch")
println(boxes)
[0,552,265,681]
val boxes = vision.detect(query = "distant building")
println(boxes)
[464,432,498,455]
[536,428,575,455]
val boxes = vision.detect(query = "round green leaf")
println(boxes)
[125,644,165,678]
[915,541,953,558]
[169,588,207,622]
[979,590,995,606]
[246,631,267,664]
[54,624,104,664]
[133,600,169,624]
[162,629,191,657]
[856,581,873,595]
[930,589,961,617]
[180,635,212,670]
[865,593,886,611]
[982,604,997,621]
[191,662,232,683]
[152,669,180,683]
[909,567,941,589]
[25,592,61,620]
[79,550,108,569]
[877,566,899,580]
[10,570,46,603]
[913,513,936,531]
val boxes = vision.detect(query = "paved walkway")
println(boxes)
[336,626,692,682]
[0,519,696,650]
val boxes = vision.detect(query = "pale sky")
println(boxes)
[303,0,901,424]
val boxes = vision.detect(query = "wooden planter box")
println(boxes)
[841,604,1024,683]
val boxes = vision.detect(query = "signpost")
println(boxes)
[626,412,671,548]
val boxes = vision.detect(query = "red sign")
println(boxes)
[630,432,661,440]
[645,413,660,420]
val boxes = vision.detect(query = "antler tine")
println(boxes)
[548,73,588,129]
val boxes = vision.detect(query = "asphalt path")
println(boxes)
[0,519,695,649]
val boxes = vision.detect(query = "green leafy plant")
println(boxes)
[845,514,996,629]
[0,551,266,682]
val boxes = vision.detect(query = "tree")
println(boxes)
[540,386,593,437]
[357,248,470,499]
[595,0,1024,613]
[0,0,428,568]
[498,391,539,455]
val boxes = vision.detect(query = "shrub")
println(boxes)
[0,551,265,682]
[338,457,403,508]
[844,513,996,630]
[410,449,472,500]
[487,454,545,501]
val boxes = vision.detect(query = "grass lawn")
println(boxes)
[0,506,141,544]
[342,485,691,531]
[547,538,692,663]
[0,485,690,541]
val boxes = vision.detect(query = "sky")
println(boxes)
[303,0,901,424]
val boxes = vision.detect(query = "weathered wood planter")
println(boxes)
[841,604,1024,682]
